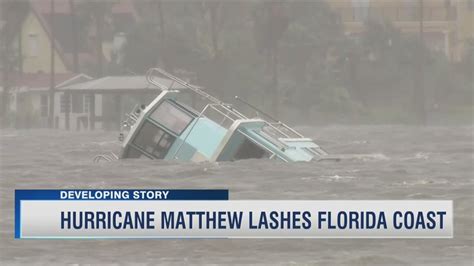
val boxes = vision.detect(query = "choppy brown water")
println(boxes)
[0,125,473,265]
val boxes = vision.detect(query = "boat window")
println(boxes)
[132,121,176,159]
[233,136,271,160]
[259,128,287,150]
[149,101,193,135]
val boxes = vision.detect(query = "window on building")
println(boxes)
[84,95,92,113]
[28,33,39,57]
[40,94,48,117]
[60,94,70,113]
[71,94,84,113]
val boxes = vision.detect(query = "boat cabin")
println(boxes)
[119,68,327,162]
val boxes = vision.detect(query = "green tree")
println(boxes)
[77,1,116,77]
[0,1,29,125]
[252,2,289,117]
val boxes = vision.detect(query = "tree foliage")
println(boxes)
[3,0,471,124]
[118,1,472,123]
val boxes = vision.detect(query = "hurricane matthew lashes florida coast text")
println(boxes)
[60,210,447,231]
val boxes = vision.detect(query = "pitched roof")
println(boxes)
[30,0,72,14]
[56,73,93,88]
[29,0,138,71]
[1,72,88,89]
[28,6,71,70]
[58,75,191,92]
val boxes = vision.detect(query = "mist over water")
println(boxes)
[1,0,473,264]
[1,125,472,264]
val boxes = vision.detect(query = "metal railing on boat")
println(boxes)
[93,152,119,163]
[146,68,224,105]
[145,68,323,150]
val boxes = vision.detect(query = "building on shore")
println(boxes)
[1,74,188,130]
[56,75,188,131]
[0,73,92,128]
[327,0,473,61]
[1,0,139,128]
[12,0,137,75]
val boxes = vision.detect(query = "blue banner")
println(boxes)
[15,189,228,238]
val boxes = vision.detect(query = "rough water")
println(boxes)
[0,125,473,265]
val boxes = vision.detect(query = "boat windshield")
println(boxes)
[232,137,270,160]
[131,121,176,159]
[149,101,193,135]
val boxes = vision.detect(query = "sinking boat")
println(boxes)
[119,68,328,162]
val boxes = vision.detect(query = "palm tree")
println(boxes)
[48,0,55,128]
[200,1,222,61]
[94,6,105,77]
[156,0,171,71]
[414,0,426,124]
[0,1,29,124]
[253,2,289,117]
[78,1,112,77]
[69,0,79,73]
